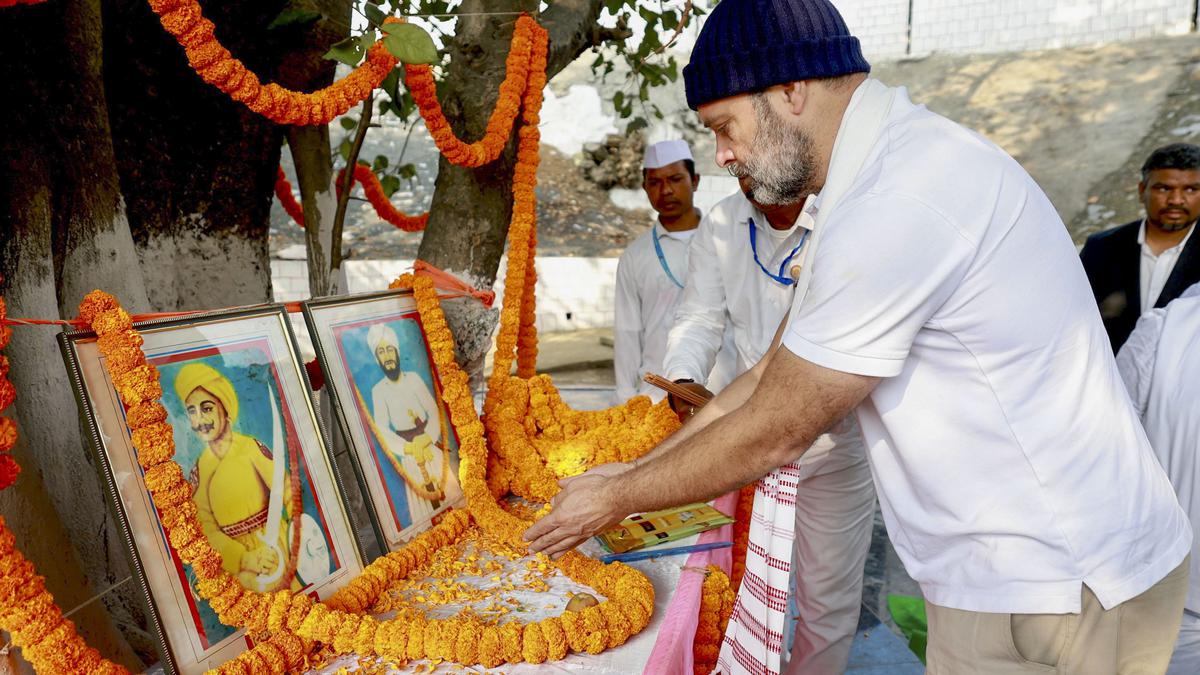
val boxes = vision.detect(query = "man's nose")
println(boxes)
[715,138,735,168]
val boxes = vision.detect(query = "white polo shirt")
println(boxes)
[782,88,1191,614]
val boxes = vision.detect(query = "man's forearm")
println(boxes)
[617,347,878,515]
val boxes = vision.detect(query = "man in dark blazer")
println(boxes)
[1081,143,1200,351]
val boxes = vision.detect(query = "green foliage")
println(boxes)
[382,22,439,65]
[886,595,928,665]
[325,36,365,66]
[268,9,322,30]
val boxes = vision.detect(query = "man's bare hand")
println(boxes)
[668,382,713,421]
[558,461,633,489]
[523,474,627,559]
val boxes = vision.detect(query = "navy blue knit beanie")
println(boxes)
[683,0,870,110]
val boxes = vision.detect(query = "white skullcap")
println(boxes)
[366,323,400,354]
[643,139,693,169]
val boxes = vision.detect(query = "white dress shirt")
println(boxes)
[1117,281,1200,614]
[665,193,815,379]
[781,85,1190,614]
[1139,219,1196,310]
[664,190,865,475]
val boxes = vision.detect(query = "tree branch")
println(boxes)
[331,91,373,269]
[541,0,627,79]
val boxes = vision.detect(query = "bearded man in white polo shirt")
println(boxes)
[525,1,1192,673]
[663,176,873,674]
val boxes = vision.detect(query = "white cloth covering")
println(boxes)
[781,82,1190,615]
[613,223,734,402]
[1116,281,1200,615]
[1138,219,1196,309]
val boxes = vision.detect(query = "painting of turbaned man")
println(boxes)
[154,342,340,648]
[335,314,462,537]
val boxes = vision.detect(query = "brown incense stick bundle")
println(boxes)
[643,373,712,407]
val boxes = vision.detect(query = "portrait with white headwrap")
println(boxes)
[314,304,464,548]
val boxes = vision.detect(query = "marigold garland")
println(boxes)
[276,165,429,232]
[404,15,537,168]
[0,295,19,492]
[692,565,735,675]
[146,0,398,126]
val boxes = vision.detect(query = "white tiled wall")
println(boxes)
[832,0,1194,59]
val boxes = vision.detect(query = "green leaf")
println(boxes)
[613,92,625,113]
[359,32,377,53]
[381,174,401,197]
[626,117,649,134]
[382,23,439,65]
[373,155,390,171]
[381,67,402,101]
[398,163,417,180]
[324,36,364,66]
[268,9,321,30]
[363,3,386,27]
[338,139,352,162]
[886,595,928,665]
[340,117,358,131]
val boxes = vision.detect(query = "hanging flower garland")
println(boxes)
[730,484,755,593]
[0,295,20,490]
[692,565,735,675]
[276,165,429,232]
[0,287,129,674]
[404,15,537,168]
[145,0,398,126]
[0,0,45,8]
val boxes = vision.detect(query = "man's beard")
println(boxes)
[1158,218,1195,232]
[380,361,401,381]
[727,95,818,206]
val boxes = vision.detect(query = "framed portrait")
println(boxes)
[303,289,463,551]
[59,306,365,674]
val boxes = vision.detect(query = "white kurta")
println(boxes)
[1116,282,1200,675]
[370,371,446,528]
[666,191,873,674]
[613,222,734,402]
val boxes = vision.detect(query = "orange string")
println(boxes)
[0,264,493,330]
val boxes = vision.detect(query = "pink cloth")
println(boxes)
[643,491,739,674]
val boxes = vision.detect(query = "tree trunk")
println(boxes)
[103,0,291,312]
[415,0,611,374]
[0,0,152,668]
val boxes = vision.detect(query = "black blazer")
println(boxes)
[1080,219,1200,351]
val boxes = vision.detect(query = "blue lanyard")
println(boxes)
[749,217,809,286]
[652,229,685,289]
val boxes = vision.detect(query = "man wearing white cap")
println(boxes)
[613,139,732,402]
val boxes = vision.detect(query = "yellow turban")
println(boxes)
[173,362,239,424]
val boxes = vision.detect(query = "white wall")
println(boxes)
[273,256,622,336]
[829,0,1195,60]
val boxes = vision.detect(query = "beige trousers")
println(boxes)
[925,556,1189,674]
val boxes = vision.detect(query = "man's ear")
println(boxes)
[780,81,809,117]
[1138,181,1147,202]
[692,173,701,190]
